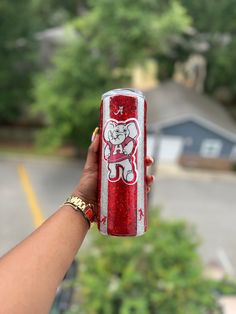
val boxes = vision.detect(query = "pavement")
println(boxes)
[0,154,85,256]
[219,296,236,314]
[1,154,236,278]
[152,163,236,277]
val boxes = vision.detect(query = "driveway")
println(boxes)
[151,164,236,275]
[1,154,236,276]
[0,154,84,256]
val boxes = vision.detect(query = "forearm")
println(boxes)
[0,205,89,314]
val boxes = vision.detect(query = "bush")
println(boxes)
[70,211,221,314]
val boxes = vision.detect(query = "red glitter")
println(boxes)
[98,91,147,237]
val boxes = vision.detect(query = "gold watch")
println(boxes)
[64,195,95,228]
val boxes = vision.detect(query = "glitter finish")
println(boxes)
[99,97,110,235]
[98,89,147,237]
[137,96,147,236]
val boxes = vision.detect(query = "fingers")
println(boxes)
[146,175,155,193]
[145,156,154,167]
[146,174,155,186]
[85,128,99,169]
[91,127,99,143]
[145,156,155,193]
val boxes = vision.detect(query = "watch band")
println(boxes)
[64,195,95,228]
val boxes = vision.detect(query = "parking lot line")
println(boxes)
[17,163,45,228]
[217,248,235,276]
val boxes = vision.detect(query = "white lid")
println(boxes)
[102,88,144,100]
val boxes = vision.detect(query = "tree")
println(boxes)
[154,0,236,113]
[0,0,38,123]
[72,212,221,314]
[180,0,236,33]
[33,0,191,150]
[31,0,84,29]
[179,0,236,107]
[0,0,86,125]
[206,38,236,97]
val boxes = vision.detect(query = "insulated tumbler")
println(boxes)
[97,88,147,236]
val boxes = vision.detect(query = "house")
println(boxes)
[144,81,236,169]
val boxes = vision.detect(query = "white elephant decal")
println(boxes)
[103,118,140,184]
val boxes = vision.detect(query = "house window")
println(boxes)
[200,139,222,158]
[230,145,236,161]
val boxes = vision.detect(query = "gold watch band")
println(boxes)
[64,195,95,228]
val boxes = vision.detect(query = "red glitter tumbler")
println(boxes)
[97,88,147,236]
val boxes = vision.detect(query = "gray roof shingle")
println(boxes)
[144,81,236,139]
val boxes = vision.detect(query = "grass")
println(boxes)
[0,142,80,159]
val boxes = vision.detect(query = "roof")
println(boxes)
[144,81,236,141]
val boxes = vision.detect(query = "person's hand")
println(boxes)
[145,156,155,193]
[72,128,155,213]
[72,130,100,207]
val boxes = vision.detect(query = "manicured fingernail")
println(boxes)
[91,127,99,142]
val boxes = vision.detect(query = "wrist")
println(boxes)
[63,194,96,228]
[62,204,90,231]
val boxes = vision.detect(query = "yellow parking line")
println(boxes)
[17,164,45,228]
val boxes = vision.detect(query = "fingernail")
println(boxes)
[91,127,99,142]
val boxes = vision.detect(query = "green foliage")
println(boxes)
[31,0,81,29]
[206,38,236,96]
[180,0,236,33]
[179,0,236,102]
[210,279,236,296]
[0,0,38,123]
[0,0,86,125]
[74,0,191,66]
[33,0,191,150]
[73,212,221,314]
[33,36,113,151]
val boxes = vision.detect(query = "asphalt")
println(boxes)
[1,154,236,278]
[152,164,236,276]
[0,154,85,256]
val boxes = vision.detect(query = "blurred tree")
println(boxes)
[72,212,221,314]
[33,38,109,151]
[33,0,191,150]
[180,0,236,33]
[0,0,38,123]
[31,0,88,29]
[179,0,236,106]
[206,38,236,98]
[0,0,88,125]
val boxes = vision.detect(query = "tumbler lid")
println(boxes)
[102,88,144,100]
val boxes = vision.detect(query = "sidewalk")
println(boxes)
[219,296,236,314]
[157,162,236,181]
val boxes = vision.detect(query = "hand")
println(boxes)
[145,156,155,193]
[72,129,155,213]
[72,133,99,208]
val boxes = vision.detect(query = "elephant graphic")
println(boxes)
[103,118,140,184]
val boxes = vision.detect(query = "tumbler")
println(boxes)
[97,88,147,236]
